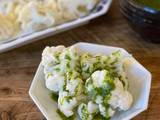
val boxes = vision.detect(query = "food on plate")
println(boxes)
[42,45,133,120]
[0,14,19,41]
[57,0,99,21]
[0,0,99,41]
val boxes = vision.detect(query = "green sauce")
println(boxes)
[134,0,160,10]
[50,92,59,101]
[93,114,110,120]
[56,109,75,120]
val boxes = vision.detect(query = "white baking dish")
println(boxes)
[0,0,112,53]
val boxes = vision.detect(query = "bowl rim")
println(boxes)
[126,0,160,15]
[120,6,160,27]
[119,0,160,21]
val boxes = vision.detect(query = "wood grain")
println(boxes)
[0,1,160,120]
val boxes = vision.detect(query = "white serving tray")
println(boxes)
[0,0,112,53]
[29,42,151,120]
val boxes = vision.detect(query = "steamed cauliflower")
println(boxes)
[66,76,83,96]
[42,46,65,67]
[58,91,78,117]
[42,45,133,120]
[85,69,133,119]
[87,101,99,114]
[109,79,133,111]
[45,74,65,93]
[78,101,98,120]
[99,104,115,118]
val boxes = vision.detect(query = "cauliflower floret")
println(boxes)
[95,95,103,104]
[0,1,19,41]
[109,79,133,111]
[65,70,83,96]
[0,14,18,41]
[44,64,63,77]
[78,103,93,120]
[57,0,99,21]
[87,69,115,92]
[81,53,97,79]
[0,0,16,15]
[85,70,115,103]
[17,1,56,34]
[115,57,132,90]
[118,91,133,111]
[87,101,98,114]
[43,46,80,76]
[43,0,65,25]
[59,46,80,73]
[58,91,77,117]
[42,46,65,67]
[107,50,122,65]
[85,78,94,92]
[91,70,107,88]
[66,78,83,96]
[67,46,79,60]
[45,74,65,93]
[99,104,115,118]
[66,79,78,94]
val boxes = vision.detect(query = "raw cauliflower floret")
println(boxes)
[109,79,133,111]
[0,0,16,15]
[57,0,99,21]
[17,1,56,34]
[58,91,77,117]
[45,74,65,93]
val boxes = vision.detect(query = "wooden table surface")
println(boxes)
[0,1,160,120]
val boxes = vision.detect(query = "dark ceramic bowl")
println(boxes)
[120,0,160,43]
[120,5,160,26]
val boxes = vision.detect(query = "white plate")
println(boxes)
[0,0,112,53]
[29,42,152,120]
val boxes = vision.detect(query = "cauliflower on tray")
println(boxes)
[0,0,100,41]
[42,45,133,120]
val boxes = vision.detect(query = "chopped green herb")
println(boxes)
[56,109,75,120]
[50,92,59,101]
[65,54,71,60]
[54,67,61,72]
[104,94,111,105]
[93,113,110,120]
[66,62,70,69]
